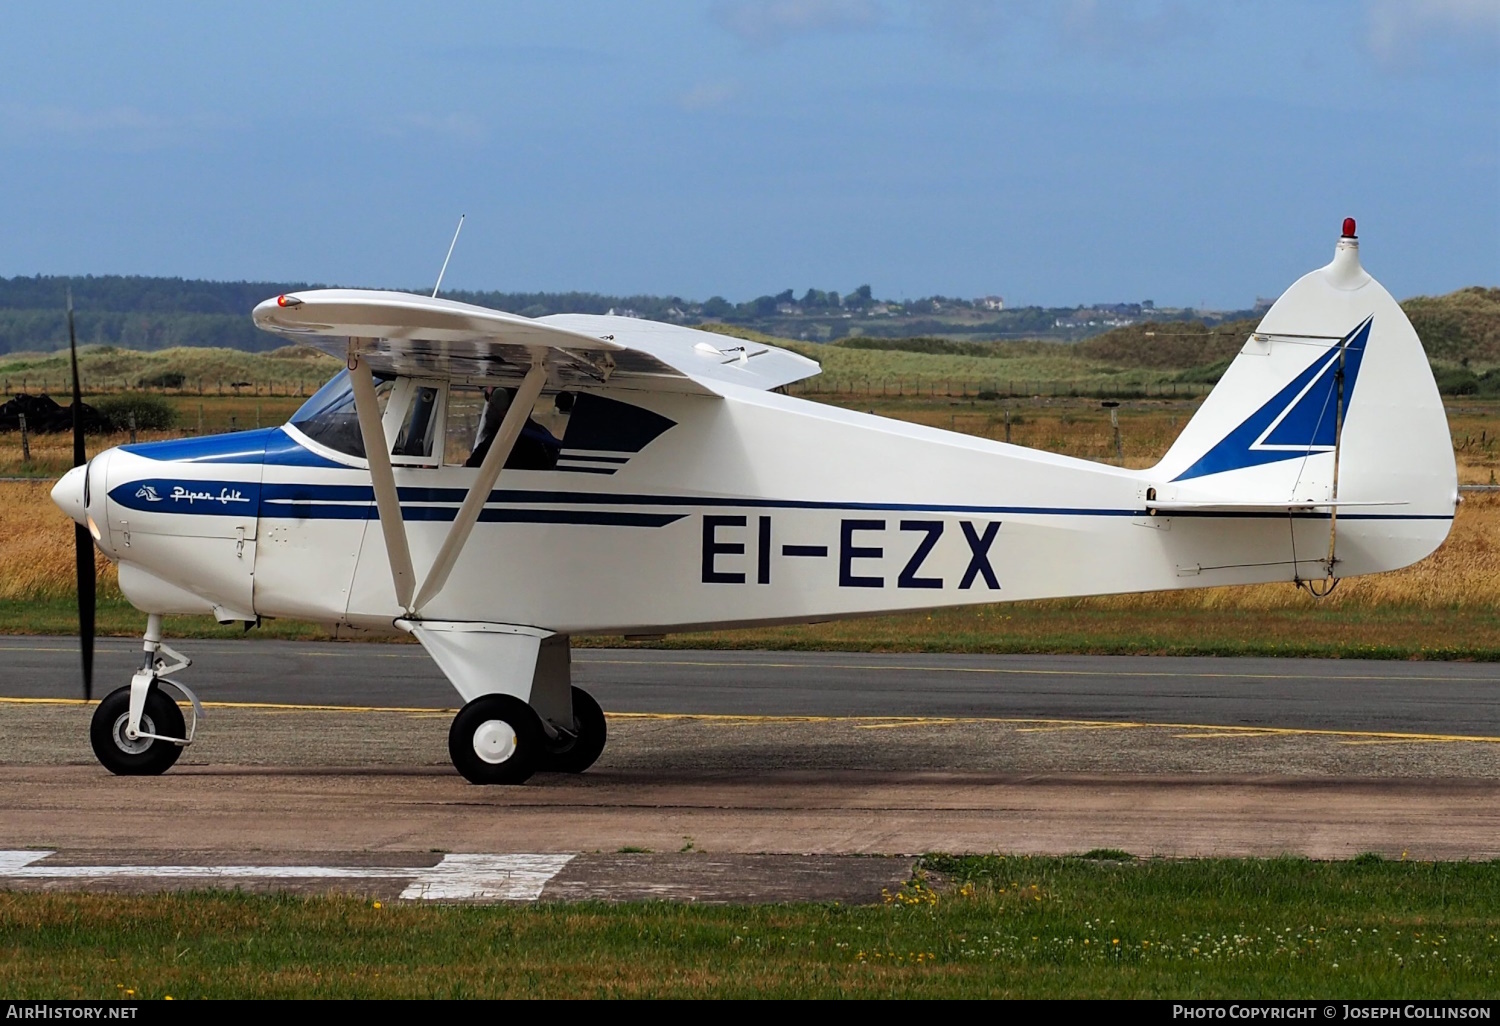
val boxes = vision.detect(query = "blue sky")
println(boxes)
[2,1,1495,308]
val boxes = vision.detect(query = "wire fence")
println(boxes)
[2,376,1217,402]
[1,377,315,398]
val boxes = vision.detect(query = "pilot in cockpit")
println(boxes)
[465,386,563,469]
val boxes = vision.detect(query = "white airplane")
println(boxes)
[51,220,1457,783]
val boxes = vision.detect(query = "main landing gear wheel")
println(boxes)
[449,694,545,785]
[537,686,607,774]
[89,684,185,776]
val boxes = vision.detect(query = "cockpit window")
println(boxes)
[289,369,393,458]
[443,385,565,469]
[393,385,440,458]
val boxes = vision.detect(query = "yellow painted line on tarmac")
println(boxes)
[0,697,93,707]
[1014,723,1145,734]
[853,719,959,730]
[606,711,1500,746]
[0,644,424,659]
[0,696,454,714]
[576,656,1500,685]
[1173,731,1285,739]
[1337,738,1482,747]
[6,697,1500,746]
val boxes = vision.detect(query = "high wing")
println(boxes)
[251,289,821,396]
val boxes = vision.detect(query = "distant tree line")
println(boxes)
[0,273,1265,355]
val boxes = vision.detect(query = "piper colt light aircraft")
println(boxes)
[51,221,1457,783]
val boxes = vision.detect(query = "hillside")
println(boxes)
[1402,287,1500,364]
[1,285,1493,400]
[824,287,1500,389]
[0,274,1252,355]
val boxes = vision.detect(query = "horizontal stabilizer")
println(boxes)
[1145,499,1407,513]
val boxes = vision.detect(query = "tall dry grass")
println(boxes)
[0,481,118,600]
[1079,491,1498,612]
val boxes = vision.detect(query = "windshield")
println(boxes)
[290,369,393,458]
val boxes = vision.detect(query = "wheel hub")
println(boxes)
[111,713,155,755]
[472,719,518,764]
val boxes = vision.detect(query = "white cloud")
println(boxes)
[0,103,227,149]
[380,113,487,143]
[680,81,740,111]
[921,0,1010,48]
[1053,0,1205,55]
[920,0,1204,58]
[1366,0,1500,69]
[713,0,885,46]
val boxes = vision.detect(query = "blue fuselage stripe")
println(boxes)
[112,479,1454,524]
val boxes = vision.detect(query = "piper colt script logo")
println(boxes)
[136,484,250,506]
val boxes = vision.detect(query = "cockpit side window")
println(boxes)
[443,386,568,470]
[289,369,394,458]
[392,385,441,459]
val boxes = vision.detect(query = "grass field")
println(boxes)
[3,396,1498,656]
[1,856,1495,998]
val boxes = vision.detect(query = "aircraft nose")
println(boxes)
[52,465,88,526]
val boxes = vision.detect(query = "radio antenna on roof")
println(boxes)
[431,214,466,298]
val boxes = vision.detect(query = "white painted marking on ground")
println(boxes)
[0,851,575,901]
[0,851,49,872]
[398,854,575,901]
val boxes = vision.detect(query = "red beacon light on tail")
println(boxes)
[1342,217,1357,239]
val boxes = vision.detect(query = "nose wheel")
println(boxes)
[90,685,186,776]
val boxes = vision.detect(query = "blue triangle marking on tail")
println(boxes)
[1173,316,1372,482]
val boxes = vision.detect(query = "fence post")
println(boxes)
[198,404,204,435]
[128,411,137,445]
[19,413,30,463]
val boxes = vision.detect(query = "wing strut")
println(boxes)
[411,357,548,615]
[350,355,417,610]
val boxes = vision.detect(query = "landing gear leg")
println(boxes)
[401,622,608,784]
[88,613,205,776]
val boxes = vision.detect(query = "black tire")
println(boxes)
[537,686,608,774]
[89,684,185,777]
[448,694,544,785]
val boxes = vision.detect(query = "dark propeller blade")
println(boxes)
[68,289,94,700]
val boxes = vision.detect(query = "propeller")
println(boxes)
[68,289,94,701]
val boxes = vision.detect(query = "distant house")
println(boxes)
[979,295,1005,311]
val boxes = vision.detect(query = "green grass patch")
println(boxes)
[0,596,341,642]
[9,596,1500,661]
[3,857,1497,998]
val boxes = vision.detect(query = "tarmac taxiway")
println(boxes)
[2,638,1499,901]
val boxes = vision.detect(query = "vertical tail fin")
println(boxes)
[1150,221,1456,579]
